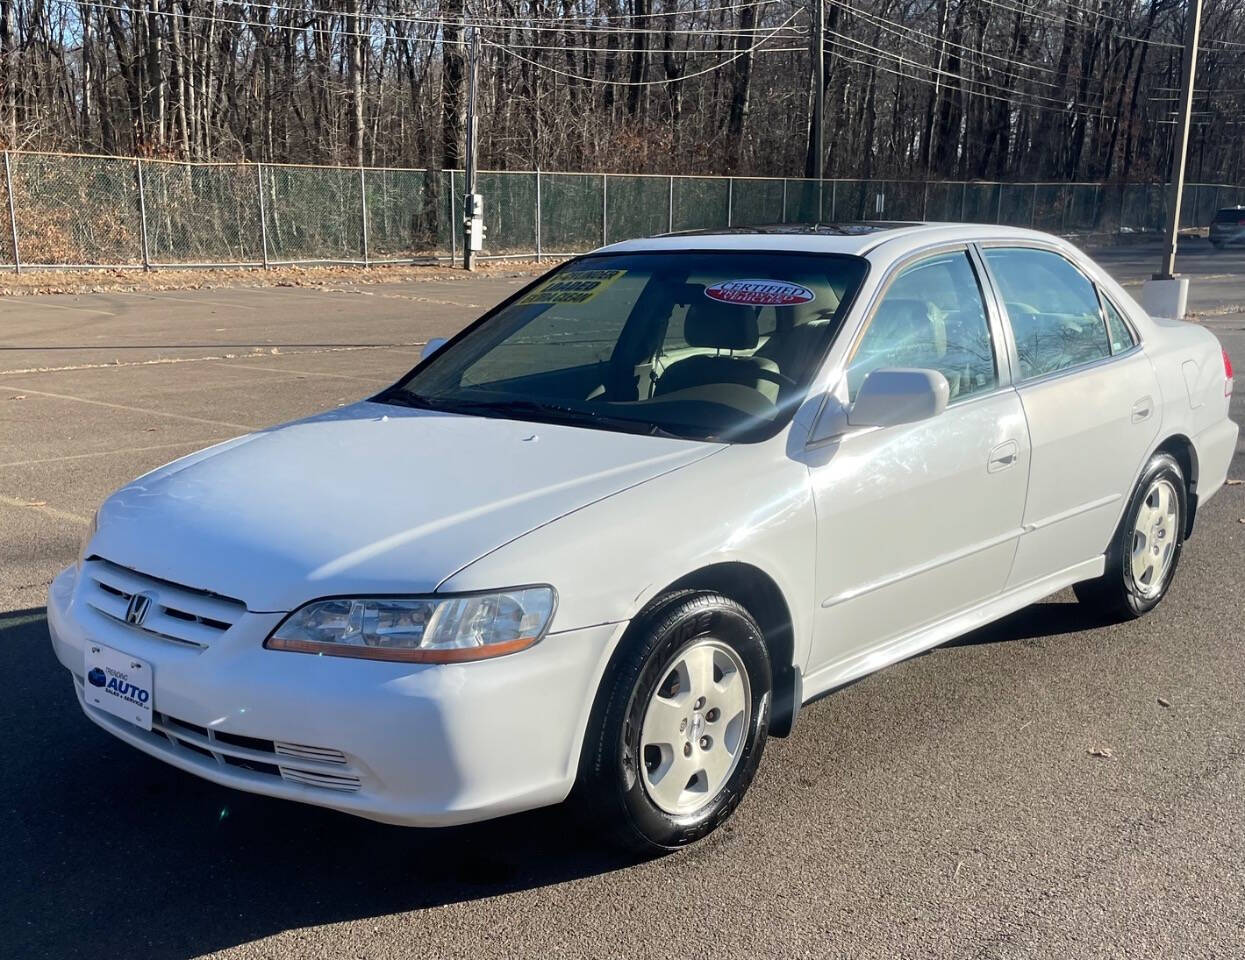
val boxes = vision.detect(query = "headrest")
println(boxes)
[684,298,760,350]
[873,298,932,340]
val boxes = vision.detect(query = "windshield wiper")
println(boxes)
[372,389,438,410]
[377,391,693,440]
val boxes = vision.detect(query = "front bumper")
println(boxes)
[48,564,622,826]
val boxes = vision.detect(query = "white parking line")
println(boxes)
[0,384,256,430]
[0,492,90,524]
[136,293,259,311]
[0,342,425,376]
[230,361,391,383]
[0,298,116,316]
[0,439,222,469]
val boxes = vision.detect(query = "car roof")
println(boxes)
[596,221,1060,258]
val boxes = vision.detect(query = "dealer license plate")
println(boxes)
[84,644,153,731]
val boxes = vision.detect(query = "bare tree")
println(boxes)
[0,0,1236,186]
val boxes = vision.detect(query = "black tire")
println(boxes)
[1073,452,1186,621]
[574,590,772,855]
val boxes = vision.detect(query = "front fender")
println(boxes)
[437,437,818,673]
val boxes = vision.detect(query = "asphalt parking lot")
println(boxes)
[2,239,1243,959]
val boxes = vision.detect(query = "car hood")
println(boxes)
[92,401,720,611]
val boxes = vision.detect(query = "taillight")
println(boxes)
[1226,348,1235,396]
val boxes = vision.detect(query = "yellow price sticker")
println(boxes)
[517,269,625,306]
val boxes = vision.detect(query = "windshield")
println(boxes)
[380,250,869,442]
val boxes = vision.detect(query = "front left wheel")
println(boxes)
[574,591,772,854]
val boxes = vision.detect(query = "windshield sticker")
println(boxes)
[704,279,816,307]
[518,268,626,305]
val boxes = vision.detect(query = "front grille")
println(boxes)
[84,559,246,649]
[149,710,362,793]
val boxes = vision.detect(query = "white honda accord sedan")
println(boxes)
[48,223,1237,852]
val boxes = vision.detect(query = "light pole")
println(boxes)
[1144,0,1203,318]
[811,0,825,217]
[463,26,483,271]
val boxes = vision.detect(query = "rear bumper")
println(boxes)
[1193,416,1239,509]
[48,564,623,826]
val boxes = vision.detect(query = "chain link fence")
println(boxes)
[0,151,1241,270]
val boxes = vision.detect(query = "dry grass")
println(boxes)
[0,258,558,297]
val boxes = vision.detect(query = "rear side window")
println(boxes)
[983,248,1111,380]
[1101,296,1137,353]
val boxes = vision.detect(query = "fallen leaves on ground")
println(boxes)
[0,259,553,297]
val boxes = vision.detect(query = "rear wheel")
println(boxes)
[575,591,771,854]
[1074,452,1186,620]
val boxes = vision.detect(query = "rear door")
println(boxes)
[978,245,1161,588]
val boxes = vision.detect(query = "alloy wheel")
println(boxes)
[1131,477,1180,599]
[639,639,751,815]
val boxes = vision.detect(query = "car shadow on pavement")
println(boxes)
[1,608,636,960]
[942,598,1108,648]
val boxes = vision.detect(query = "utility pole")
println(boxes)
[810,0,825,216]
[1157,0,1202,281]
[463,25,482,271]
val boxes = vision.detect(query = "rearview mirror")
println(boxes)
[848,368,949,429]
[420,337,448,361]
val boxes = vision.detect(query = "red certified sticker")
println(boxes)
[704,279,816,307]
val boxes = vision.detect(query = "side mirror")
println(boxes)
[420,337,448,362]
[848,368,950,429]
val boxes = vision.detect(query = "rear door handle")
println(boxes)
[1131,396,1154,423]
[988,440,1019,473]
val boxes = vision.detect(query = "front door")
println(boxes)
[805,248,1030,680]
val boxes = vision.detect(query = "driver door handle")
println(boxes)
[988,440,1019,473]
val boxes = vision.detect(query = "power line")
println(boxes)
[69,0,805,46]
[827,0,1058,77]
[825,28,1105,110]
[400,0,787,24]
[483,8,803,86]
[968,0,1204,53]
[104,0,807,40]
[823,34,1116,121]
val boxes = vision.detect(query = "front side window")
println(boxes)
[983,247,1111,379]
[384,251,869,442]
[846,250,998,402]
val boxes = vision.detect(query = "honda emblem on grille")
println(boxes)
[125,592,154,626]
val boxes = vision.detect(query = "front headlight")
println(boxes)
[265,587,557,663]
[77,510,99,572]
